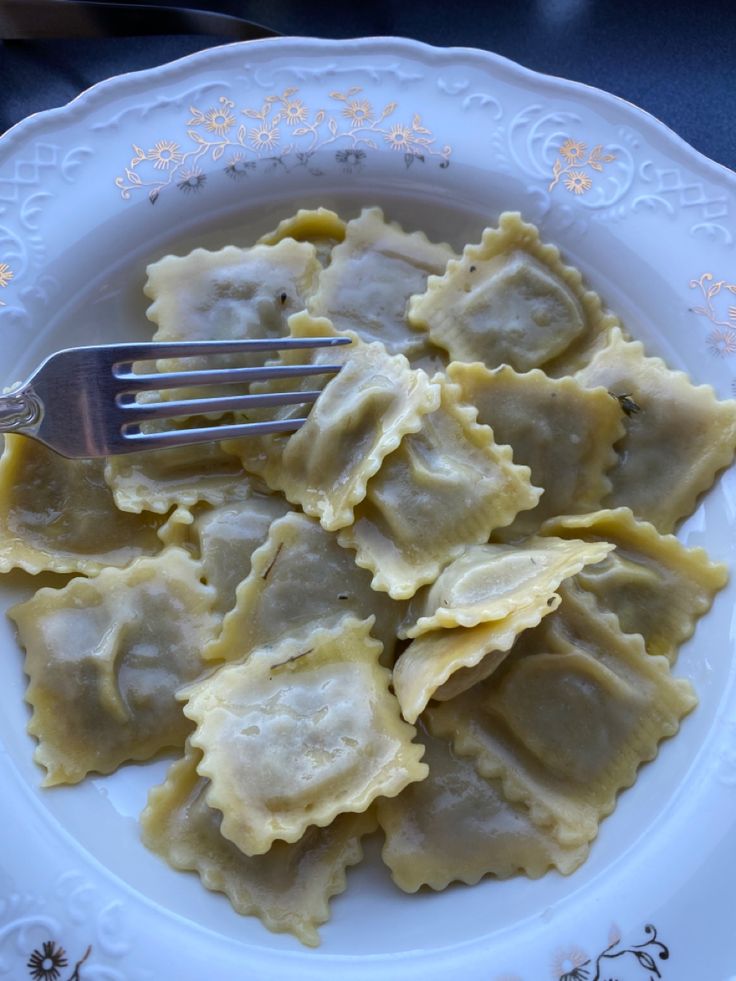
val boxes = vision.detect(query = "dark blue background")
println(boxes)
[1,0,735,173]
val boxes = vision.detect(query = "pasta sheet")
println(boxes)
[447,362,625,536]
[408,211,619,374]
[338,377,541,599]
[257,207,347,267]
[378,722,587,892]
[309,206,455,359]
[401,537,614,637]
[146,238,321,370]
[575,327,736,531]
[105,431,251,515]
[204,511,403,664]
[540,508,728,662]
[192,493,292,617]
[0,434,163,575]
[392,594,563,723]
[142,743,376,946]
[429,584,697,847]
[267,337,441,530]
[10,547,218,785]
[182,616,427,855]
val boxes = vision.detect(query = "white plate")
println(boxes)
[1,36,735,981]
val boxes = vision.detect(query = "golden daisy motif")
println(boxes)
[342,99,374,124]
[560,138,587,163]
[249,124,280,151]
[203,106,236,137]
[147,140,184,171]
[0,262,13,289]
[384,123,413,151]
[564,170,593,195]
[551,945,590,980]
[117,84,455,201]
[282,99,308,124]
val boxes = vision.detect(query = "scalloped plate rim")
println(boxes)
[1,34,734,191]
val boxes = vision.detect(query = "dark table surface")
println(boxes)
[1,0,735,174]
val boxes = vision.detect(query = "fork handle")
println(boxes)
[0,388,42,433]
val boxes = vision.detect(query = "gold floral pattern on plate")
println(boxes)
[550,944,590,981]
[114,86,452,202]
[689,272,736,357]
[0,261,13,305]
[548,138,616,196]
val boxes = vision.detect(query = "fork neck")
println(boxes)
[0,386,42,434]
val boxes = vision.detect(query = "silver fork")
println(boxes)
[0,337,350,458]
[0,0,278,41]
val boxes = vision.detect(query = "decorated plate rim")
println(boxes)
[1,35,734,191]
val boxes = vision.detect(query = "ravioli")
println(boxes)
[401,537,614,637]
[10,548,218,785]
[338,377,541,599]
[540,508,728,662]
[182,617,427,856]
[266,337,441,531]
[204,511,403,664]
[309,206,455,359]
[145,238,321,371]
[429,584,697,848]
[0,434,163,575]
[392,594,563,723]
[223,312,442,530]
[141,744,376,946]
[257,207,347,267]
[447,362,625,537]
[575,327,736,531]
[220,312,352,483]
[104,430,251,515]
[378,722,587,892]
[192,493,292,616]
[3,205,732,946]
[408,211,619,374]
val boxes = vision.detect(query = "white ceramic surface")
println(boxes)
[1,37,735,981]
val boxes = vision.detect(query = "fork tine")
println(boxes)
[108,335,351,368]
[122,417,306,451]
[119,389,322,421]
[114,362,343,391]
